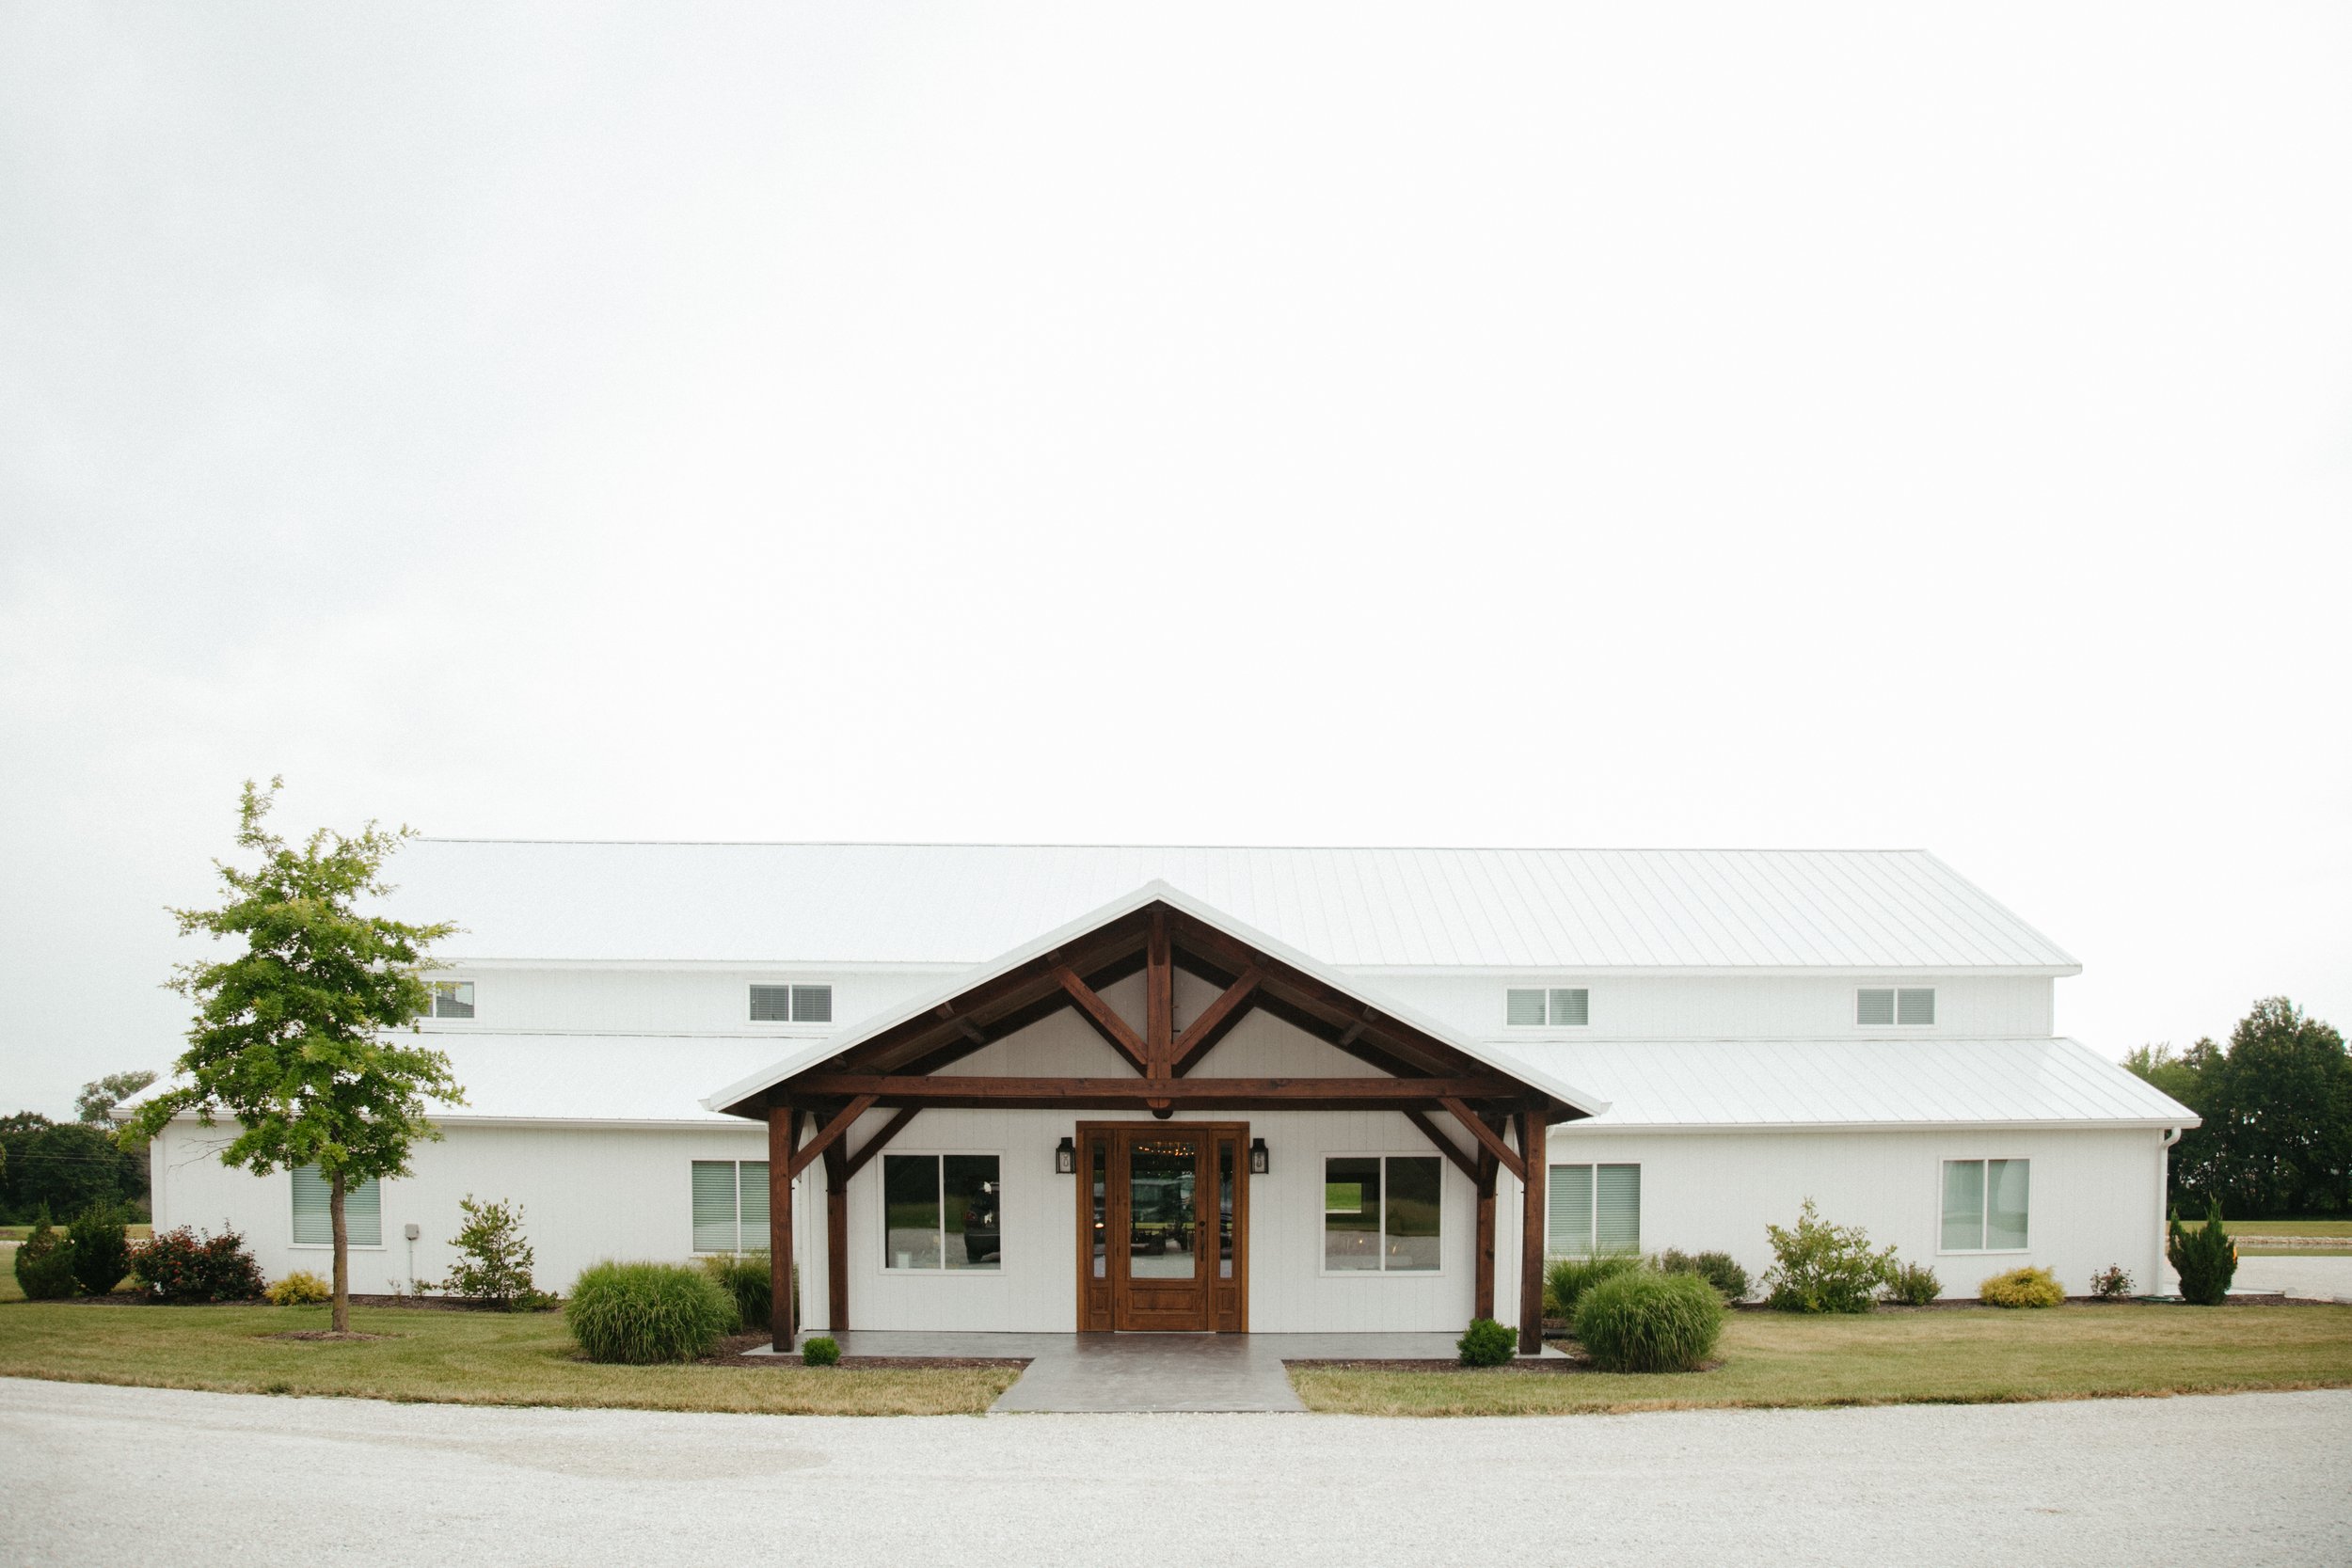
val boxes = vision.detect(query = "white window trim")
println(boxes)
[691,1157,771,1255]
[749,982,835,1025]
[289,1169,389,1251]
[1503,986,1592,1029]
[1317,1151,1450,1278]
[1856,985,1936,1028]
[1935,1157,2032,1256]
[1544,1161,1643,1259]
[877,1148,1006,1276]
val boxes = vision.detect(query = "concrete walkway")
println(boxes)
[2236,1255,2352,1303]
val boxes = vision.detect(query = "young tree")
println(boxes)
[76,1069,158,1127]
[124,779,464,1334]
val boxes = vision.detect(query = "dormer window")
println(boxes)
[750,983,834,1023]
[1506,987,1589,1027]
[427,981,475,1019]
[1858,987,1934,1026]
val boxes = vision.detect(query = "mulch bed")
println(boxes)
[701,1332,1028,1370]
[1288,1354,1725,1375]
[265,1330,394,1342]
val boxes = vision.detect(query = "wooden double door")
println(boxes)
[1075,1121,1248,1332]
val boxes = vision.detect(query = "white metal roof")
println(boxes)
[384,841,2078,972]
[1482,1037,2198,1130]
[703,880,1613,1118]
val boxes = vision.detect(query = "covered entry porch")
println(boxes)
[705,883,1604,1356]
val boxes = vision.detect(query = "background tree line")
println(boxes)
[2126,997,2351,1218]
[0,1070,155,1224]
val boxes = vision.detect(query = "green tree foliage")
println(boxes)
[2126,999,2351,1218]
[444,1196,541,1309]
[65,1203,132,1296]
[13,1212,78,1300]
[76,1070,158,1127]
[0,1121,144,1223]
[2167,1202,2237,1305]
[123,779,463,1334]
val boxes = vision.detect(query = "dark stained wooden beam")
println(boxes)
[1517,1110,1548,1354]
[822,1138,850,1331]
[1475,1139,1499,1321]
[1169,967,1263,1077]
[842,1105,920,1180]
[767,1104,802,1349]
[787,1094,879,1180]
[1402,1107,1481,1183]
[1054,965,1150,1074]
[788,1074,1524,1108]
[1442,1096,1525,1181]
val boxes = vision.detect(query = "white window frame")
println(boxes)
[690,1158,771,1255]
[1504,987,1591,1028]
[1937,1157,2031,1255]
[289,1165,387,1251]
[877,1149,1006,1275]
[1856,986,1936,1027]
[748,982,834,1024]
[426,979,476,1020]
[1545,1161,1642,1259]
[1318,1152,1448,1277]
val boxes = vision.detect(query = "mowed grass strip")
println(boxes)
[0,1302,1017,1416]
[1289,1305,2352,1417]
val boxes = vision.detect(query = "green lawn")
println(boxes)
[2188,1219,2352,1238]
[0,1301,1018,1416]
[1290,1304,2352,1417]
[0,1225,151,1243]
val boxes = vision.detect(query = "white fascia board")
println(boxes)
[1559,1117,2201,1134]
[425,957,967,974]
[1352,964,2085,979]
[703,879,1613,1120]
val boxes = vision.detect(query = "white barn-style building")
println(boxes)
[140,843,2197,1349]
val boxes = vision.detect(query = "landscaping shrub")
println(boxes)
[1545,1253,1644,1317]
[1456,1317,1517,1367]
[1762,1199,1896,1313]
[267,1270,332,1306]
[1979,1266,2065,1308]
[1572,1270,1725,1372]
[2167,1202,2236,1307]
[1660,1248,1751,1304]
[699,1250,772,1332]
[65,1204,133,1297]
[802,1335,841,1368]
[2090,1264,2135,1301]
[1882,1260,1942,1307]
[12,1212,78,1301]
[567,1261,739,1364]
[444,1196,544,1309]
[129,1226,266,1303]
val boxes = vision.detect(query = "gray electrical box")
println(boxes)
[403,1223,421,1241]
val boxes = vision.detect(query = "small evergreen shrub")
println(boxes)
[66,1204,133,1297]
[699,1251,773,1332]
[567,1261,739,1364]
[1573,1270,1725,1372]
[1979,1266,2065,1308]
[801,1335,842,1368]
[1545,1253,1644,1317]
[2090,1264,2135,1301]
[1762,1199,1896,1314]
[444,1196,542,1309]
[1882,1260,1942,1307]
[129,1226,266,1303]
[1456,1317,1517,1367]
[12,1213,78,1301]
[1659,1248,1751,1303]
[2167,1203,2236,1306]
[266,1270,332,1306]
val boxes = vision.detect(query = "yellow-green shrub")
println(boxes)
[1979,1266,2064,1308]
[266,1269,332,1306]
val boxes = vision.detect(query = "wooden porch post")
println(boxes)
[768,1102,801,1349]
[1516,1109,1547,1354]
[1474,1141,1499,1322]
[823,1138,850,1332]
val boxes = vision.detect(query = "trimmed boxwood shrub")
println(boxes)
[699,1251,772,1332]
[1456,1317,1517,1367]
[66,1204,132,1297]
[1573,1270,1725,1372]
[1883,1260,1941,1307]
[568,1261,739,1364]
[12,1214,78,1301]
[1979,1266,2065,1308]
[1545,1253,1644,1318]
[2167,1203,2236,1306]
[802,1335,841,1367]
[129,1226,265,1303]
[1660,1248,1751,1304]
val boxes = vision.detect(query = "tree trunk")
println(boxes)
[329,1169,350,1335]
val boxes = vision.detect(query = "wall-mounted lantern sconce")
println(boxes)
[1248,1137,1270,1176]
[1055,1136,1077,1175]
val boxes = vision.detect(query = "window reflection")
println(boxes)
[883,1153,1002,1271]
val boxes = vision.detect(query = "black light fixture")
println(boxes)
[1055,1135,1077,1175]
[1248,1137,1270,1175]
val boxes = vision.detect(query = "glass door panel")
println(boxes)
[1125,1137,1200,1280]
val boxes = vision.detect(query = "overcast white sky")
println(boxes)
[2,4,2346,1118]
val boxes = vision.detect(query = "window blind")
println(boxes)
[749,986,792,1022]
[1548,1164,1594,1256]
[738,1161,770,1250]
[1856,989,1896,1025]
[691,1160,740,1252]
[1506,989,1547,1026]
[1897,987,1936,1025]
[1549,988,1590,1026]
[790,985,833,1023]
[291,1165,381,1246]
[1595,1164,1641,1253]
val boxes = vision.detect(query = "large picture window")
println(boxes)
[883,1154,1001,1271]
[292,1165,383,1247]
[691,1159,771,1253]
[1941,1158,2028,1251]
[1547,1163,1640,1257]
[1323,1155,1441,1273]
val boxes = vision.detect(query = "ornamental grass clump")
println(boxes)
[1979,1266,2065,1308]
[1572,1270,1724,1372]
[1882,1260,1942,1307]
[2167,1202,2236,1307]
[1456,1317,1517,1367]
[567,1261,739,1364]
[699,1251,772,1332]
[1762,1199,1896,1314]
[1545,1253,1644,1318]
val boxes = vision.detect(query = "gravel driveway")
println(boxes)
[4,1377,2347,1567]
